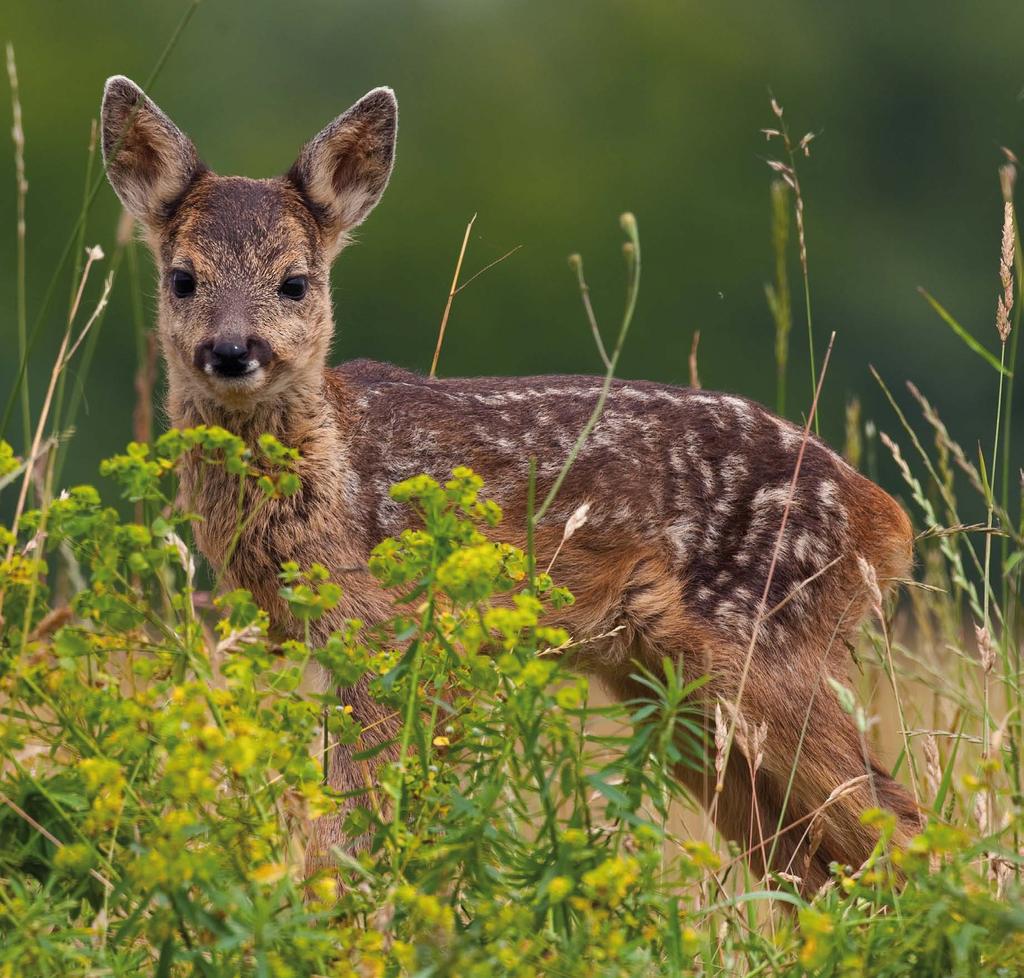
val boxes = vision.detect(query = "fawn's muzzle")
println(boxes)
[195,336,274,379]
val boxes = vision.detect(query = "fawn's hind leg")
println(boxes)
[602,656,920,896]
[604,671,838,892]
[738,664,922,887]
[677,711,837,891]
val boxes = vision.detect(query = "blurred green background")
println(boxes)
[2,0,1024,497]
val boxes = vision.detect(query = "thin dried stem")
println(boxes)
[0,790,112,891]
[430,214,476,378]
[534,214,641,526]
[764,95,817,428]
[454,244,522,296]
[711,331,836,827]
[2,249,106,572]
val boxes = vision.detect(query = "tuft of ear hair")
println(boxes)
[287,87,398,253]
[101,75,203,227]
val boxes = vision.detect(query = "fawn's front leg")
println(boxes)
[304,675,403,878]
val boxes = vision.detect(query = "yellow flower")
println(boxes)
[547,876,573,902]
[250,862,288,885]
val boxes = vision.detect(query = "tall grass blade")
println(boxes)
[917,287,1012,377]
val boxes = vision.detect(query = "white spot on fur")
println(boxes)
[794,532,825,566]
[818,479,840,509]
[667,518,699,561]
[722,395,755,433]
[753,484,794,511]
[772,416,803,451]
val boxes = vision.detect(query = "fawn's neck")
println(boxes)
[167,365,360,575]
[168,367,338,446]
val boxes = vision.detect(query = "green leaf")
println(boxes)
[1004,550,1024,575]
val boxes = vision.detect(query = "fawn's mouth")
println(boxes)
[203,360,262,380]
[197,361,271,401]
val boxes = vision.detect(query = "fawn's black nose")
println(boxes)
[211,340,248,376]
[195,336,273,379]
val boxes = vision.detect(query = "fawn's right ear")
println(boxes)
[287,87,398,255]
[101,76,202,227]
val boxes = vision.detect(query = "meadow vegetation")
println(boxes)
[2,36,1024,978]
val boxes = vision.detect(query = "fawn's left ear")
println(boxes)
[287,87,397,253]
[101,75,203,228]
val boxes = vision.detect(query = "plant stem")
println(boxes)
[534,213,641,526]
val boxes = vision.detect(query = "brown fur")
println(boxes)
[101,77,921,894]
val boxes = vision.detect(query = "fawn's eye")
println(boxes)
[170,269,196,298]
[279,275,308,301]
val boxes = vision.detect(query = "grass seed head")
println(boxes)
[996,201,1014,343]
[974,624,996,674]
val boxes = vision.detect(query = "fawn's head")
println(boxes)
[100,76,396,412]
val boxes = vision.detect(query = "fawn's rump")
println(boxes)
[594,465,915,892]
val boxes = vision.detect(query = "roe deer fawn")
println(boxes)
[100,76,920,894]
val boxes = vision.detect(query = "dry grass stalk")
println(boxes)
[535,623,625,658]
[132,328,158,446]
[974,791,989,840]
[976,622,997,769]
[711,331,836,827]
[781,774,873,880]
[2,248,108,570]
[430,214,476,378]
[763,98,810,276]
[689,330,701,389]
[166,531,196,593]
[213,624,265,659]
[714,702,727,795]
[923,733,941,804]
[994,855,1013,900]
[996,202,1014,343]
[718,773,872,882]
[798,813,825,885]
[723,703,747,754]
[454,244,522,297]
[26,605,73,643]
[906,381,987,497]
[822,773,872,809]
[879,431,910,483]
[0,790,113,891]
[844,396,862,468]
[763,554,843,621]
